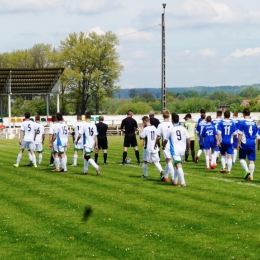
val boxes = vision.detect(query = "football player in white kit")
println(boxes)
[140,116,163,178]
[71,115,84,166]
[14,112,38,167]
[51,113,69,172]
[163,113,190,187]
[34,115,45,166]
[76,112,101,175]
[155,109,174,182]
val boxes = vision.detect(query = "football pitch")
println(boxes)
[0,136,260,260]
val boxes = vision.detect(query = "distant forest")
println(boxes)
[114,84,260,99]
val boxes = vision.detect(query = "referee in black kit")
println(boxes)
[120,110,140,165]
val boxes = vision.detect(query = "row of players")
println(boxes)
[13,108,258,184]
[14,112,103,175]
[136,107,259,185]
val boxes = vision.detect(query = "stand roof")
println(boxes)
[0,68,64,95]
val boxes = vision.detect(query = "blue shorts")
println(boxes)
[239,147,256,161]
[220,143,234,155]
[203,140,216,150]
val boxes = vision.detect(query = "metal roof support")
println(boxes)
[7,71,12,136]
[46,94,50,117]
[56,79,60,113]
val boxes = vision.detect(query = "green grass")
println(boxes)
[0,136,260,259]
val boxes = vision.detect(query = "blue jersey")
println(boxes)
[238,119,258,148]
[201,123,217,149]
[231,118,240,147]
[196,120,207,145]
[217,119,237,145]
[212,118,222,133]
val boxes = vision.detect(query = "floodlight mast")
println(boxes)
[161,3,166,113]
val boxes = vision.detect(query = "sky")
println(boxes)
[1,0,260,89]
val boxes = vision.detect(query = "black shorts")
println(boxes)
[124,133,137,147]
[98,136,108,150]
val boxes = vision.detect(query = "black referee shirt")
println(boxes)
[96,122,108,137]
[120,117,138,134]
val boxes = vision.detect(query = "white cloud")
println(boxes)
[88,26,105,35]
[198,48,218,57]
[117,27,155,41]
[132,50,148,59]
[230,48,260,58]
[0,0,63,13]
[77,0,121,14]
[120,60,133,68]
[248,11,260,24]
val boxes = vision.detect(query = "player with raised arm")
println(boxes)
[163,113,190,187]
[14,112,37,168]
[155,109,173,182]
[201,116,218,170]
[237,108,259,181]
[140,116,163,178]
[71,115,84,166]
[34,115,45,166]
[76,112,101,175]
[216,110,237,174]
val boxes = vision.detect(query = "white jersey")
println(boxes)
[156,121,172,149]
[140,125,158,153]
[54,121,69,146]
[34,122,45,144]
[79,121,98,150]
[73,121,83,144]
[165,124,190,156]
[21,120,37,142]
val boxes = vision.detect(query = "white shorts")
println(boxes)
[143,149,160,163]
[35,143,43,152]
[163,149,172,159]
[172,155,182,163]
[84,146,94,154]
[21,141,35,150]
[74,142,84,150]
[53,144,67,153]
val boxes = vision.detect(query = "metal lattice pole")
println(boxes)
[161,3,166,113]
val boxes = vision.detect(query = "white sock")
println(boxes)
[38,153,42,165]
[178,167,185,185]
[173,168,179,183]
[142,163,148,176]
[164,163,168,175]
[211,153,216,165]
[84,160,89,173]
[61,157,67,171]
[240,159,249,172]
[197,149,202,157]
[167,162,174,179]
[73,154,78,165]
[249,164,255,178]
[55,157,60,169]
[233,149,237,163]
[206,155,210,168]
[227,158,232,172]
[28,151,32,162]
[221,156,226,169]
[154,162,163,173]
[32,154,36,165]
[17,153,22,164]
[88,158,98,170]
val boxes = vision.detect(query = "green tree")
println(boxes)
[140,92,156,102]
[60,31,123,114]
[239,86,260,99]
[129,89,138,98]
